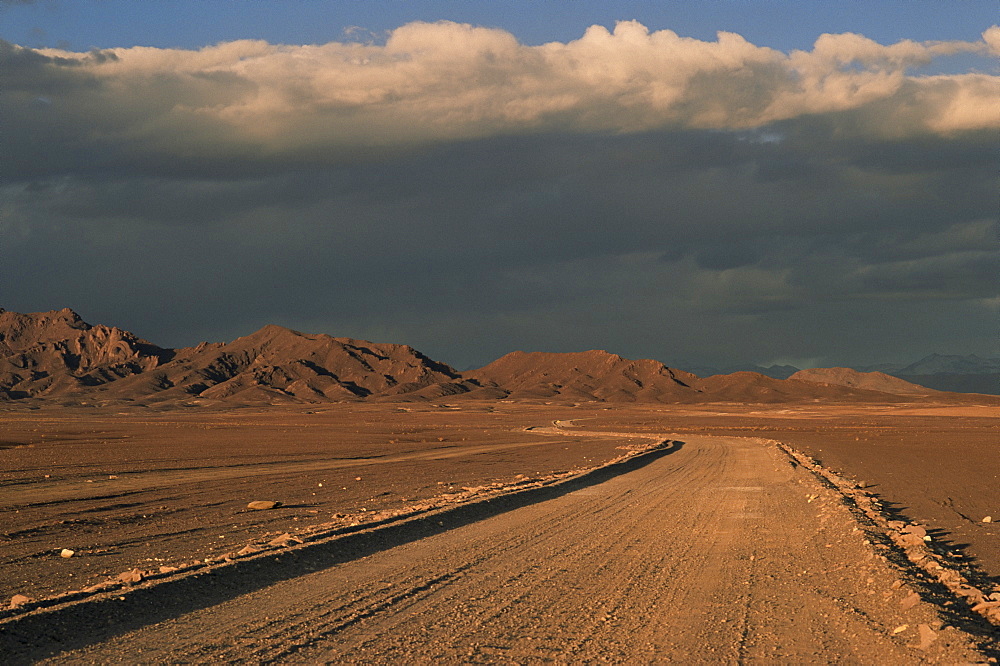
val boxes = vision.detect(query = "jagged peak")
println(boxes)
[38,307,85,324]
[233,324,312,344]
[0,306,90,331]
[252,323,300,336]
[56,307,81,319]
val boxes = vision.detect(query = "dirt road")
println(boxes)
[16,433,988,663]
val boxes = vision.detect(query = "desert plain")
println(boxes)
[3,1,999,660]
[2,397,999,663]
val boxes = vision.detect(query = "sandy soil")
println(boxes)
[2,400,999,662]
[0,403,644,603]
[582,402,1000,584]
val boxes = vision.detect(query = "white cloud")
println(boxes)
[983,26,1000,56]
[5,20,994,169]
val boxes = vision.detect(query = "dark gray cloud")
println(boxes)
[1,23,997,369]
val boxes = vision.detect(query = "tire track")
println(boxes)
[14,428,993,663]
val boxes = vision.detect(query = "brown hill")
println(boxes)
[789,367,934,395]
[465,352,947,405]
[103,324,475,404]
[0,309,477,405]
[464,350,701,402]
[693,371,916,403]
[2,308,993,407]
[0,308,170,399]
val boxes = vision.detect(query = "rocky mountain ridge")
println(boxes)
[685,354,999,395]
[0,308,989,406]
[0,308,171,399]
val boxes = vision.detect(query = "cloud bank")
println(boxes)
[2,21,998,173]
[1,22,997,368]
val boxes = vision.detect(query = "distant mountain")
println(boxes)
[856,354,1000,395]
[464,350,700,402]
[692,371,919,403]
[711,364,800,380]
[896,353,1000,375]
[0,309,476,404]
[899,354,1000,375]
[0,308,171,399]
[855,353,1000,376]
[747,364,800,380]
[693,354,1000,395]
[888,373,999,395]
[2,308,995,406]
[101,324,480,404]
[466,351,937,404]
[789,367,933,395]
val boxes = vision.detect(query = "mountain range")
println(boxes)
[686,355,998,395]
[1,308,995,407]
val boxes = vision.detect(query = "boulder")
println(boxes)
[247,500,282,510]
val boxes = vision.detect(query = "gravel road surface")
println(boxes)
[17,434,990,663]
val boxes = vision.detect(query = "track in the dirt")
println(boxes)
[10,433,988,663]
[0,438,572,506]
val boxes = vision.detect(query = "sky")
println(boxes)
[2,1,998,371]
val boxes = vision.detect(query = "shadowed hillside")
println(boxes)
[2,308,995,407]
[0,308,171,399]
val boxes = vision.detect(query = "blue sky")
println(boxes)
[3,0,998,53]
[1,1,998,369]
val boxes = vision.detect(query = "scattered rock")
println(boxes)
[937,568,962,585]
[247,500,281,510]
[954,585,984,604]
[892,624,908,634]
[901,524,927,538]
[900,591,920,610]
[916,624,936,650]
[237,545,260,557]
[118,569,143,584]
[983,516,992,523]
[60,548,75,558]
[158,565,179,574]
[268,533,302,548]
[10,594,34,609]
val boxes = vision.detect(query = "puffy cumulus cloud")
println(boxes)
[984,26,1000,55]
[2,20,998,180]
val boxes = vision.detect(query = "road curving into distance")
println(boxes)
[7,426,995,663]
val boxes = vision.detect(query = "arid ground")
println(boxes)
[1,400,999,662]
